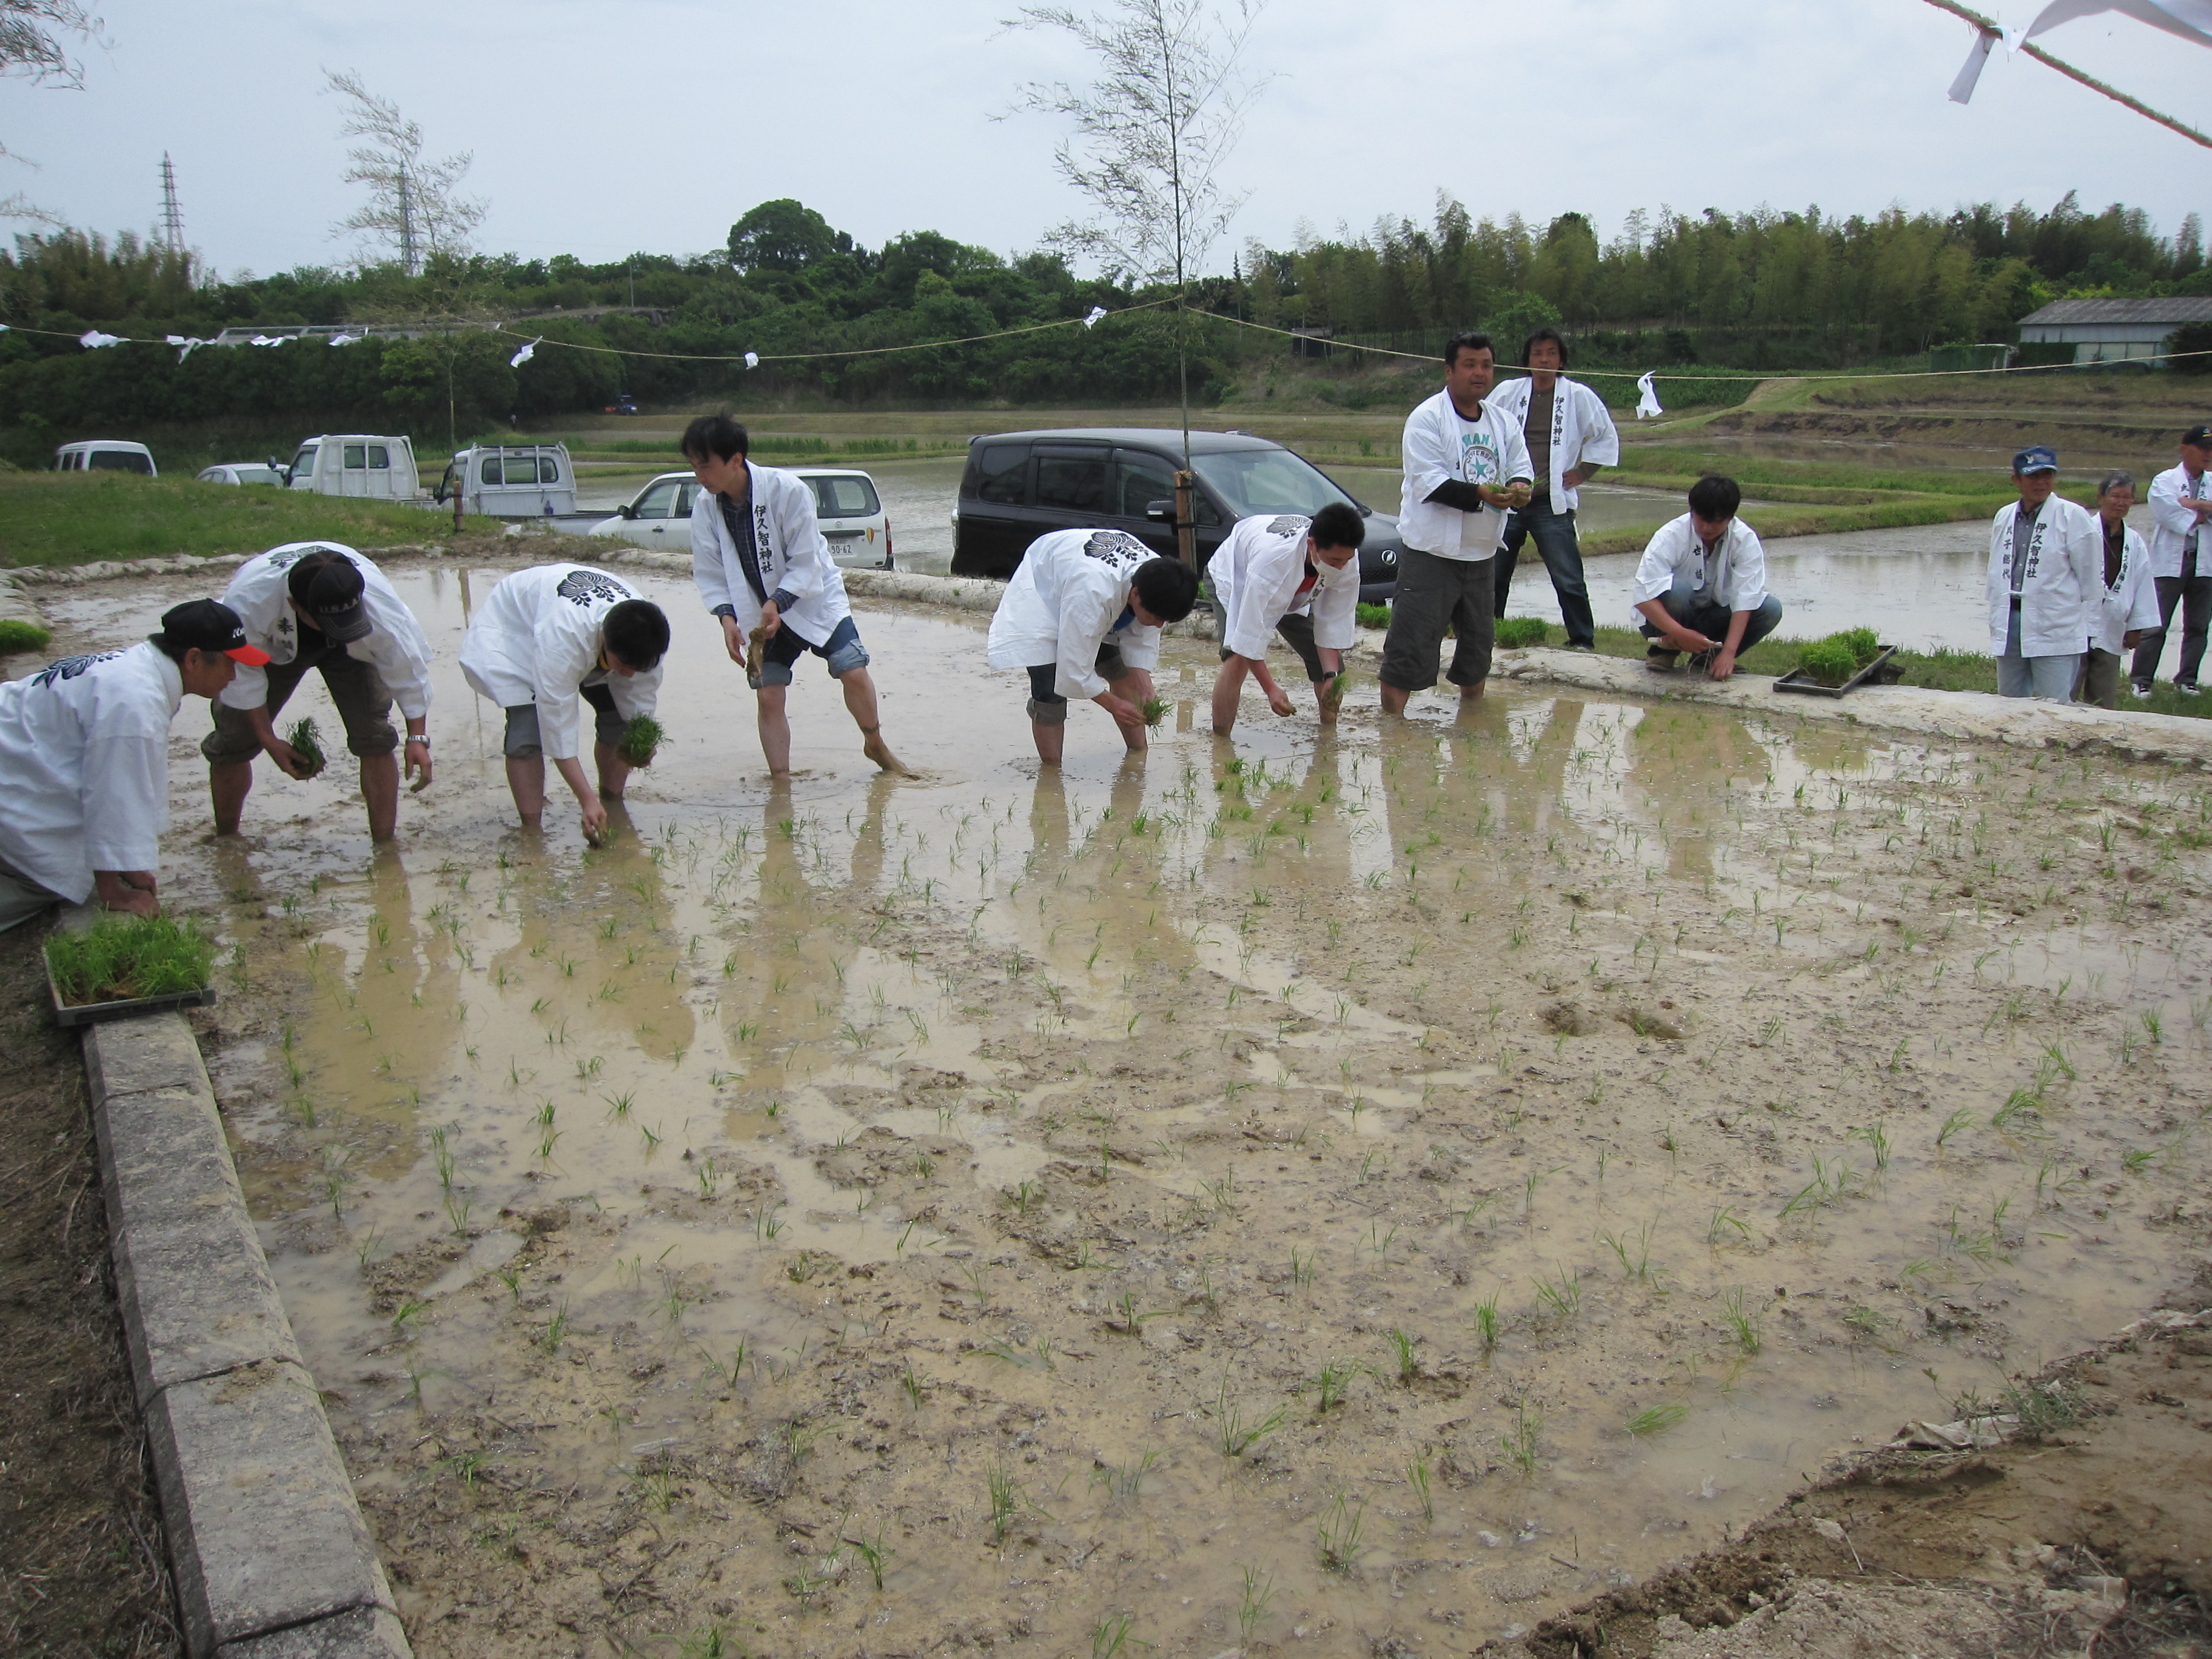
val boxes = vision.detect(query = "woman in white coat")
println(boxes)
[1986,446,2099,702]
[2078,471,2163,709]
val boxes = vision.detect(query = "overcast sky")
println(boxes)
[5,0,2208,280]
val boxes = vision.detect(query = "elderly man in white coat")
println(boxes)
[1208,503,1364,736]
[206,542,435,842]
[1489,327,1620,649]
[682,414,904,777]
[1988,446,2099,702]
[986,529,1200,763]
[2132,423,2212,698]
[2077,471,2163,709]
[1381,331,1535,712]
[1,600,266,931]
[460,563,671,842]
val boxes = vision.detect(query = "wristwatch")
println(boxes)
[408,734,431,748]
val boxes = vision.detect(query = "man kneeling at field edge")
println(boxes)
[1209,501,1364,735]
[1633,474,1783,680]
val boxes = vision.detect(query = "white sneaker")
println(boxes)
[2181,682,2202,697]
[2130,682,2153,700]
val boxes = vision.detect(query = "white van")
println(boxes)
[435,444,577,518]
[55,440,157,475]
[283,435,420,500]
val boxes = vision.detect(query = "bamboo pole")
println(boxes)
[1919,0,2212,150]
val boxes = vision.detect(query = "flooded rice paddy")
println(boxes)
[34,563,2212,1657]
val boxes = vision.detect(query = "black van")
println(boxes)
[950,427,1401,605]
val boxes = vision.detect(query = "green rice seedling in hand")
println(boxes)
[1140,694,1169,727]
[1797,637,1859,687]
[286,716,327,778]
[46,913,218,1004]
[618,714,664,768]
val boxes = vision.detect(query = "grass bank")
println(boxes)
[0,473,498,569]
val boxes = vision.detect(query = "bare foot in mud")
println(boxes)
[862,730,909,774]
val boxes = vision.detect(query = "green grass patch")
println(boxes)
[286,717,327,779]
[0,618,53,653]
[617,715,665,768]
[0,473,500,569]
[1495,616,1550,649]
[45,913,218,1005]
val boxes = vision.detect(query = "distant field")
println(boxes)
[0,474,498,568]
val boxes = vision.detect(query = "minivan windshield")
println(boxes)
[1190,449,1358,518]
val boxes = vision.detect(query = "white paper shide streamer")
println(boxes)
[1635,372,1665,420]
[1949,24,2003,102]
[166,334,210,361]
[1083,306,1109,329]
[79,329,122,349]
[509,337,541,368]
[744,351,760,369]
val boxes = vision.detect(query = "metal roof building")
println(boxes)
[2015,297,2212,363]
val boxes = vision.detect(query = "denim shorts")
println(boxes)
[756,615,869,688]
[202,638,397,762]
[503,681,624,757]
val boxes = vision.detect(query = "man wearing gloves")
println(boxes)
[460,563,671,842]
[1631,475,1784,678]
[1,600,267,931]
[2080,471,2162,709]
[1208,504,1364,735]
[683,414,903,777]
[1489,328,1620,649]
[2133,424,2212,698]
[985,528,1199,763]
[1988,446,2098,702]
[1382,332,1535,712]
[206,542,435,842]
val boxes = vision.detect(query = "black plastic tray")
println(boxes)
[1772,644,1902,699]
[48,957,217,1028]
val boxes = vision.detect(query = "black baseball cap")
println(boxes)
[156,600,272,665]
[2184,424,2212,447]
[286,548,372,644]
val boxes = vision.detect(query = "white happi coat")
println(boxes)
[1210,514,1358,661]
[1985,497,2100,659]
[985,529,1162,700]
[1396,389,1535,561]
[1484,375,1621,511]
[2091,521,2163,655]
[1630,514,1770,618]
[458,564,664,762]
[216,541,434,720]
[2147,463,2211,579]
[689,461,853,645]
[0,642,181,902]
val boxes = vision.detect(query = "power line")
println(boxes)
[158,153,185,255]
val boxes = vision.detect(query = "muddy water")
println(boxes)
[34,565,2212,1658]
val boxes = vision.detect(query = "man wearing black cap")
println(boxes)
[1986,446,2099,702]
[206,542,435,842]
[0,601,268,930]
[2136,424,2212,698]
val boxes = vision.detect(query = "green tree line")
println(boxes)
[1,191,2202,441]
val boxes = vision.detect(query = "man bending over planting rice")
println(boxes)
[1631,475,1784,680]
[1208,503,1364,735]
[1,601,266,930]
[206,543,435,842]
[987,528,1199,763]
[460,563,671,843]
[683,414,906,777]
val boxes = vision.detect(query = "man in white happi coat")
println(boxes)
[460,563,671,842]
[986,528,1199,763]
[1987,446,2097,702]
[1381,332,1535,712]
[1488,327,1620,649]
[2079,470,2162,710]
[206,543,435,842]
[0,600,267,930]
[2132,422,2212,698]
[1208,503,1364,735]
[683,414,905,777]
[1631,475,1784,679]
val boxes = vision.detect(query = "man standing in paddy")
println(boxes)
[684,414,905,777]
[1381,332,1535,713]
[1986,445,2098,702]
[1489,327,1619,650]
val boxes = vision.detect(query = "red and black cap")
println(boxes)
[157,599,272,665]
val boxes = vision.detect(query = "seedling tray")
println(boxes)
[1772,644,1902,699]
[47,957,217,1028]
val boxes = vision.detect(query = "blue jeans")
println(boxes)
[1494,493,1594,646]
[1635,577,1783,654]
[1997,605,2080,700]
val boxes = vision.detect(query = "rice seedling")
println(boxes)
[45,913,218,1003]
[1720,1285,1764,1355]
[1386,1327,1419,1385]
[1598,1217,1657,1282]
[285,716,327,779]
[617,715,664,767]
[1627,1401,1689,1439]
[1842,1305,1893,1340]
[1501,1398,1541,1480]
[538,1301,572,1353]
[1236,1564,1276,1646]
[987,1462,1022,1545]
[1849,1122,1891,1170]
[1289,1246,1316,1290]
[1707,1204,1751,1245]
[1091,1614,1135,1658]
[1936,1108,1976,1148]
[1473,1286,1503,1351]
[1531,1264,1582,1320]
[900,1362,928,1413]
[1091,1449,1159,1498]
[1315,1490,1365,1574]
[843,1523,891,1591]
[1311,1359,1356,1413]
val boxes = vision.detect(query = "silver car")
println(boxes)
[196,463,285,486]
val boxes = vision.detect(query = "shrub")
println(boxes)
[1797,637,1860,686]
[1496,617,1551,649]
[618,714,665,767]
[47,914,218,1004]
[0,618,53,654]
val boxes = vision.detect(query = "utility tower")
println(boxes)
[158,153,186,255]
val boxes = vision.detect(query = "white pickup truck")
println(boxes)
[434,444,578,518]
[280,434,420,499]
